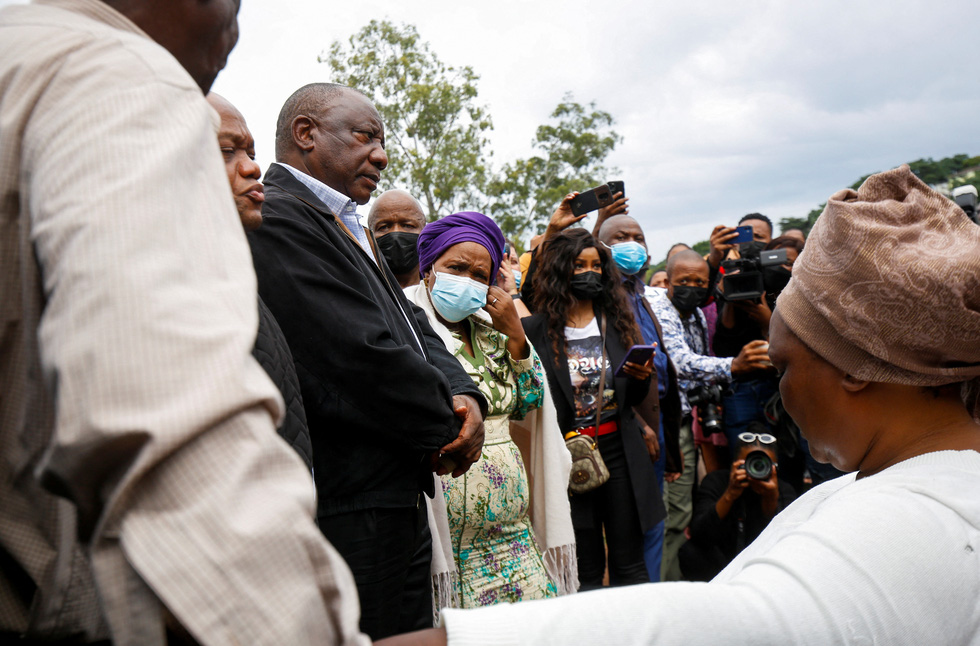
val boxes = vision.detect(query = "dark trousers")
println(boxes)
[319,503,432,640]
[572,432,648,590]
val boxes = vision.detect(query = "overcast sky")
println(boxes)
[6,0,979,259]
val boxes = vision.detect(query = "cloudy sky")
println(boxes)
[6,0,979,259]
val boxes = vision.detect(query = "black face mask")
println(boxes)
[739,240,766,258]
[570,271,604,300]
[377,231,420,275]
[670,285,708,313]
[762,266,792,297]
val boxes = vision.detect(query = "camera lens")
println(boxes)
[744,450,773,480]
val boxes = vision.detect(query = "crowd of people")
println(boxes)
[2,2,979,646]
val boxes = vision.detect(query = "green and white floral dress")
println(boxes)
[441,317,558,607]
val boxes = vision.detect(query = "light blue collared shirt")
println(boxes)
[275,162,376,261]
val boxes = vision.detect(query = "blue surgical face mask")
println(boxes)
[608,241,648,276]
[513,269,522,290]
[429,271,489,323]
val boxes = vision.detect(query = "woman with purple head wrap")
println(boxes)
[405,211,575,611]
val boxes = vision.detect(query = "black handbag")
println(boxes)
[565,314,611,494]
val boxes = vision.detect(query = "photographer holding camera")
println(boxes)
[679,428,795,581]
[647,249,771,581]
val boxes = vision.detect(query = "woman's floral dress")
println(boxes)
[441,317,558,607]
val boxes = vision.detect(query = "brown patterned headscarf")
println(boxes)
[777,165,980,417]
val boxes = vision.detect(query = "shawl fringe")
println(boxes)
[543,543,580,596]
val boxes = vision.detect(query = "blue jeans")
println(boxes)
[722,377,778,459]
[642,415,666,581]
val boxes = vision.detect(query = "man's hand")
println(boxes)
[544,193,587,239]
[591,191,629,237]
[731,339,772,376]
[435,395,485,478]
[708,225,738,268]
[734,296,772,331]
[638,419,660,463]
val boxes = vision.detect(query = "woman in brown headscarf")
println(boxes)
[381,165,980,646]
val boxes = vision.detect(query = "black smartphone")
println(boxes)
[614,344,657,377]
[607,180,625,198]
[570,184,614,216]
[732,225,754,244]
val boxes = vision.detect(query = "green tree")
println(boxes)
[322,20,493,219]
[778,204,823,237]
[485,95,621,248]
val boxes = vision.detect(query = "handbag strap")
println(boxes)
[593,313,608,437]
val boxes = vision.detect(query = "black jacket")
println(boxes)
[248,164,485,517]
[253,296,313,469]
[523,312,666,533]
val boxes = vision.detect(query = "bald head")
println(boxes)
[597,214,644,246]
[273,83,386,205]
[666,249,707,278]
[368,190,425,231]
[275,83,349,160]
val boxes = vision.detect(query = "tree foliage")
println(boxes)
[321,20,493,219]
[485,96,621,248]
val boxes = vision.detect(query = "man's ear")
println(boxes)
[291,115,316,152]
[842,373,870,393]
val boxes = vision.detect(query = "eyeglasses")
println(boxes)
[738,432,776,445]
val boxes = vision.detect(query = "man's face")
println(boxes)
[603,218,647,249]
[210,96,263,230]
[307,91,388,205]
[160,0,241,94]
[743,218,772,244]
[650,270,668,289]
[666,258,710,300]
[371,197,425,238]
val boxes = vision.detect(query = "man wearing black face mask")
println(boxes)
[369,189,427,288]
[647,250,770,580]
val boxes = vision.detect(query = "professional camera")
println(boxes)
[743,450,774,480]
[687,384,724,435]
[951,185,980,225]
[721,246,788,301]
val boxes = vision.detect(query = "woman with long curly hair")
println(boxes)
[522,221,664,590]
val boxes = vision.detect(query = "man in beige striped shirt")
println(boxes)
[0,1,368,644]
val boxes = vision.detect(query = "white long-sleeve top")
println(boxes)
[443,450,980,645]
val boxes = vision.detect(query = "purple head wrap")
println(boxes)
[417,211,506,283]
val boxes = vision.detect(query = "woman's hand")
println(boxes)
[591,191,629,237]
[497,263,518,296]
[544,193,587,240]
[724,459,750,501]
[485,285,529,359]
[715,458,749,520]
[639,419,660,463]
[748,463,780,516]
[620,357,653,381]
